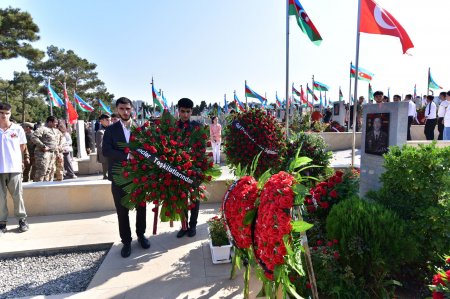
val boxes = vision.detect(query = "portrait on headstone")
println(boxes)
[333,102,340,116]
[365,113,390,156]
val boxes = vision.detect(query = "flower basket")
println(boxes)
[207,216,232,264]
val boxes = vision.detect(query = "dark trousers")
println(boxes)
[184,200,200,228]
[437,117,444,140]
[407,116,413,140]
[101,162,108,179]
[111,183,146,244]
[424,119,437,140]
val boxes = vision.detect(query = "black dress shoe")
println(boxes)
[187,227,196,237]
[138,236,151,249]
[121,243,131,258]
[176,229,188,238]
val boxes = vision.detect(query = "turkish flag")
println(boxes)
[67,100,78,125]
[359,0,414,54]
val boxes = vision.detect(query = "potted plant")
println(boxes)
[207,215,232,264]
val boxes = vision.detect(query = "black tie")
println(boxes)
[427,103,431,115]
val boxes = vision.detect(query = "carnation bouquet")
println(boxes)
[113,111,221,228]
[223,108,286,178]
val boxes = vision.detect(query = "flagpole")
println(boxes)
[64,81,69,123]
[311,75,315,110]
[351,0,362,168]
[284,0,290,138]
[427,67,430,96]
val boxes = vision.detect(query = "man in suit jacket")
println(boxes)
[365,116,389,155]
[102,97,150,258]
[95,114,111,180]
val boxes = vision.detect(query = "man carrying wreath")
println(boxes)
[176,98,203,238]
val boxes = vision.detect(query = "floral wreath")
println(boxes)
[113,111,221,229]
[223,109,286,178]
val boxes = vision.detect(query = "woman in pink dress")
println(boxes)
[209,116,222,164]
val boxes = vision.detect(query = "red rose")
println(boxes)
[335,170,344,177]
[121,161,128,167]
[334,176,343,184]
[433,273,444,286]
[432,292,444,299]
[133,178,139,184]
[333,239,339,244]
[139,202,146,207]
[124,147,130,154]
[130,135,136,142]
[329,190,338,199]
[333,251,340,260]
[317,240,323,246]
[327,241,333,247]
[320,202,329,209]
[141,176,148,183]
[123,171,129,178]
[154,120,160,125]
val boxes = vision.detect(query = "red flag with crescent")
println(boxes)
[359,0,413,54]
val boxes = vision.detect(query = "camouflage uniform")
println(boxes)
[54,130,65,181]
[22,130,36,182]
[31,126,64,182]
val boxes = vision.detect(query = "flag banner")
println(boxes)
[152,85,164,109]
[292,85,301,97]
[47,84,64,107]
[307,85,319,101]
[288,0,323,45]
[74,93,94,112]
[359,0,414,54]
[245,83,267,104]
[350,64,374,81]
[98,99,112,115]
[413,84,417,98]
[276,93,283,108]
[313,80,329,92]
[428,71,442,90]
[234,94,246,112]
[162,94,169,109]
[217,104,222,116]
[224,98,229,114]
[63,86,78,124]
[300,86,309,105]
[339,88,344,101]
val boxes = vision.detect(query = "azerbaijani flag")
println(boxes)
[234,93,245,112]
[74,93,94,112]
[152,85,164,109]
[351,64,374,82]
[307,85,319,101]
[369,83,374,100]
[245,83,267,105]
[47,83,64,107]
[313,80,329,92]
[224,98,229,114]
[428,69,442,90]
[288,0,322,45]
[98,99,112,115]
[292,85,301,98]
[276,93,283,108]
[413,84,417,99]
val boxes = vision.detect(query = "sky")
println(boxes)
[1,0,450,106]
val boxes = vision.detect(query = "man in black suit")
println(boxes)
[102,97,150,258]
[176,98,202,238]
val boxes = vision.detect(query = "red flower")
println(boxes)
[333,251,340,259]
[329,190,338,199]
[433,273,444,286]
[432,292,444,299]
[123,171,129,178]
[333,239,339,244]
[335,170,344,177]
[320,202,329,209]
[124,147,130,154]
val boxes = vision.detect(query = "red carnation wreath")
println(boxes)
[113,111,221,230]
[224,109,286,178]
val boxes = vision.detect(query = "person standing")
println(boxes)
[58,123,77,179]
[405,94,417,141]
[0,102,29,233]
[373,91,384,104]
[96,114,111,180]
[84,122,95,155]
[31,116,64,182]
[22,122,36,182]
[103,97,150,258]
[176,98,202,238]
[443,91,450,141]
[210,116,222,165]
[437,91,449,140]
[424,95,437,140]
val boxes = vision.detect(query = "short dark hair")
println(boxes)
[178,98,194,109]
[405,94,412,100]
[447,90,450,96]
[211,116,218,122]
[110,113,118,118]
[373,91,383,97]
[427,95,434,101]
[0,102,12,111]
[99,114,110,120]
[115,97,133,107]
[393,94,401,99]
[439,92,447,97]
[46,116,57,123]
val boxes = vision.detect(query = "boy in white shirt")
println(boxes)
[0,102,29,234]
[443,91,450,140]
[437,91,449,140]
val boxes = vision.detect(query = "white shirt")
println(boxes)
[119,120,131,143]
[444,104,450,127]
[425,101,437,120]
[438,100,449,118]
[0,123,27,173]
[408,100,417,117]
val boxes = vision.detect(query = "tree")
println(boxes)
[11,71,40,122]
[0,7,44,61]
[28,45,114,120]
[199,100,207,113]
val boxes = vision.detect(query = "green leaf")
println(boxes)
[291,220,313,233]
[243,209,256,225]
[289,156,312,171]
[285,281,304,299]
[257,169,272,189]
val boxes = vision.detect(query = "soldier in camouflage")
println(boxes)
[31,116,64,182]
[54,120,66,181]
[22,122,36,182]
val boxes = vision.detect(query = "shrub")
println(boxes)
[326,197,417,298]
[281,132,332,179]
[207,216,230,247]
[367,143,450,285]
